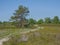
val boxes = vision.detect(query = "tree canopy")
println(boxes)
[11,5,29,28]
[44,17,51,24]
[52,16,59,24]
[37,19,44,24]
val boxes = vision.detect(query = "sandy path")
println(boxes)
[20,27,44,34]
[0,27,44,45]
[0,37,9,45]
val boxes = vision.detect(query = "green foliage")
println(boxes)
[2,21,7,25]
[44,17,51,24]
[11,5,29,28]
[52,16,59,24]
[37,19,44,24]
[28,18,36,25]
[0,21,2,24]
[0,16,60,29]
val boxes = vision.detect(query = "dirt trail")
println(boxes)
[0,27,44,45]
[0,37,9,45]
[20,27,42,34]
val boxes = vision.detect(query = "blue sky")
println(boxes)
[0,0,60,21]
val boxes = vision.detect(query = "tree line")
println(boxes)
[0,5,60,28]
[37,16,60,24]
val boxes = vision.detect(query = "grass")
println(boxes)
[0,25,60,45]
[0,28,34,39]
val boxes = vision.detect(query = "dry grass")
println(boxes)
[2,25,60,45]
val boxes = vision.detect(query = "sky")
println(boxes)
[0,0,60,21]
